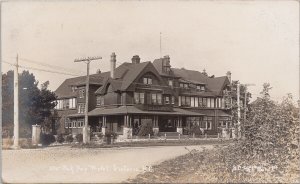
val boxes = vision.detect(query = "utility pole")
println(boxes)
[237,81,241,139]
[74,56,102,144]
[160,32,162,58]
[13,54,19,149]
[242,83,255,138]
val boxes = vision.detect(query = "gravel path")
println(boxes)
[2,145,213,183]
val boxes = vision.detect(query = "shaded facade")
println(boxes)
[54,53,233,137]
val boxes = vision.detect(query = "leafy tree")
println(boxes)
[2,70,57,137]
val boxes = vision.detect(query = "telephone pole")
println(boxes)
[237,81,241,139]
[74,56,102,144]
[13,54,20,149]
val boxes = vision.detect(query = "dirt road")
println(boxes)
[2,145,213,183]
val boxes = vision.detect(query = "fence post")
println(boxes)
[193,133,195,139]
[165,133,167,141]
[148,134,150,140]
[178,133,181,140]
[205,133,207,139]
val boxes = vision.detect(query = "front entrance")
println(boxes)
[158,116,177,132]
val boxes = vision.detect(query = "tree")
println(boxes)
[2,70,57,137]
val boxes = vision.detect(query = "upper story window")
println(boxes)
[71,86,77,92]
[96,96,104,106]
[78,103,85,114]
[55,98,76,110]
[165,96,170,104]
[151,93,162,104]
[168,80,173,87]
[143,77,152,85]
[78,89,85,98]
[196,85,205,91]
[134,92,145,104]
[180,83,189,89]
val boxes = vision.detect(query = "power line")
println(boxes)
[2,60,81,77]
[19,57,85,75]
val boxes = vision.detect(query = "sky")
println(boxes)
[2,0,299,103]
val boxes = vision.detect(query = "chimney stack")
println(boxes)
[226,71,231,83]
[131,55,140,64]
[110,52,116,79]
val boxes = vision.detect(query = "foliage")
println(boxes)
[137,121,154,136]
[104,131,118,139]
[129,83,300,183]
[40,133,56,146]
[66,134,74,143]
[187,124,203,137]
[56,134,65,143]
[2,70,57,135]
[75,134,83,142]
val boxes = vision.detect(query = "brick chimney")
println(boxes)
[131,55,140,64]
[226,71,231,83]
[110,52,116,79]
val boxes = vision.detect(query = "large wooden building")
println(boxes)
[54,53,233,138]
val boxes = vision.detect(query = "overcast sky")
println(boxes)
[2,1,299,102]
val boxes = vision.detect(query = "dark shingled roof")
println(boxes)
[55,72,110,99]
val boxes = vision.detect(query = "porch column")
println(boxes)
[153,116,159,136]
[102,116,107,135]
[123,115,132,139]
[177,116,183,134]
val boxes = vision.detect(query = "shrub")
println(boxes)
[66,134,74,143]
[188,124,203,137]
[137,121,154,136]
[75,134,83,142]
[56,134,65,143]
[40,133,55,146]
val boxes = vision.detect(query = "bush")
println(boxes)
[188,124,203,137]
[75,134,83,142]
[137,121,154,136]
[40,133,55,146]
[66,134,74,143]
[56,134,65,143]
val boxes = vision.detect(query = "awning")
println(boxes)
[86,106,204,117]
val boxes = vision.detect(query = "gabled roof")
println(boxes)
[55,72,109,98]
[206,76,230,95]
[172,68,208,84]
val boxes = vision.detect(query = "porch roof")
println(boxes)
[86,106,204,117]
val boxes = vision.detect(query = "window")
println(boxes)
[180,83,184,88]
[134,92,145,104]
[165,96,170,104]
[202,98,207,107]
[211,98,215,108]
[201,86,205,91]
[78,103,85,114]
[69,98,76,109]
[186,96,191,106]
[191,97,195,107]
[168,80,173,87]
[79,89,85,98]
[157,94,162,104]
[184,83,188,88]
[71,86,77,92]
[180,83,189,89]
[150,93,162,104]
[195,97,199,107]
[206,121,212,130]
[143,77,152,85]
[171,96,175,104]
[97,96,104,106]
[178,96,181,106]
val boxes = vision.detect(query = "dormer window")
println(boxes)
[143,77,152,85]
[180,83,189,89]
[78,89,85,98]
[71,86,77,92]
[197,85,205,91]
